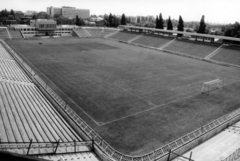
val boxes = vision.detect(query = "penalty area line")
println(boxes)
[99,79,240,126]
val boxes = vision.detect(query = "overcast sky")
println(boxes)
[1,0,240,24]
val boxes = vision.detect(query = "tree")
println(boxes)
[79,17,85,26]
[137,16,141,23]
[167,16,173,30]
[10,9,15,16]
[76,15,80,26]
[37,12,50,19]
[155,15,159,28]
[103,14,109,26]
[109,13,113,27]
[121,14,126,25]
[177,15,184,37]
[32,14,37,20]
[158,13,164,29]
[198,15,206,34]
[113,15,120,27]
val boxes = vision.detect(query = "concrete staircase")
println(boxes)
[204,44,223,60]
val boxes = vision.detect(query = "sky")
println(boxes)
[1,0,240,24]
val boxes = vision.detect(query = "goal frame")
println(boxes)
[201,79,224,95]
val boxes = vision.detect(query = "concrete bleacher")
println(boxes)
[163,39,220,58]
[73,28,91,37]
[132,34,174,48]
[0,59,31,83]
[173,121,240,161]
[211,45,240,66]
[109,31,141,42]
[0,80,81,143]
[0,43,14,60]
[85,28,103,37]
[8,29,23,39]
[0,28,10,39]
[38,152,100,161]
[0,41,82,143]
[102,28,119,37]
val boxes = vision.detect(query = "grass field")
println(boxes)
[6,37,240,156]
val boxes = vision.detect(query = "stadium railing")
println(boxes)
[222,147,240,161]
[2,39,240,161]
[0,141,93,155]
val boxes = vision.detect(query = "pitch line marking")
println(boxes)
[98,80,240,126]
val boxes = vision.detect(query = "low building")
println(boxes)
[12,19,78,37]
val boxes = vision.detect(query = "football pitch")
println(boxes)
[6,37,240,155]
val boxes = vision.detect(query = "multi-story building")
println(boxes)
[47,6,62,17]
[61,7,90,19]
[47,6,90,19]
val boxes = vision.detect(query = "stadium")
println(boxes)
[0,24,240,161]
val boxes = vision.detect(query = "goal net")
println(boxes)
[202,79,224,95]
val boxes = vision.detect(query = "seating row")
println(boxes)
[0,81,81,143]
[211,46,240,66]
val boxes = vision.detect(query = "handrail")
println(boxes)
[1,39,240,161]
[222,147,240,161]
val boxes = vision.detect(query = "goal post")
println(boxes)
[201,79,224,95]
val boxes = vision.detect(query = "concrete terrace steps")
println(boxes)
[174,121,240,161]
[0,43,14,60]
[132,34,174,48]
[85,28,103,37]
[164,39,220,58]
[104,30,119,38]
[0,80,82,143]
[1,142,91,156]
[73,28,90,38]
[0,58,31,83]
[109,31,141,42]
[159,38,176,49]
[0,28,10,39]
[204,45,224,60]
[83,28,91,37]
[8,29,23,39]
[127,34,143,43]
[211,45,240,67]
[38,152,100,161]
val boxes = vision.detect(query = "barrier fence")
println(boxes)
[2,39,240,161]
[222,148,240,161]
[0,141,93,155]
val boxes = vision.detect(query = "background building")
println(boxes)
[47,6,61,17]
[61,7,90,19]
[47,6,90,19]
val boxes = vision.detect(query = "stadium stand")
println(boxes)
[102,28,119,37]
[163,39,220,58]
[73,28,91,37]
[0,43,14,60]
[0,41,81,143]
[109,31,141,42]
[38,152,100,161]
[8,29,23,39]
[132,34,174,48]
[0,40,100,160]
[211,45,240,66]
[173,121,240,161]
[0,28,10,39]
[0,59,31,83]
[85,28,103,37]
